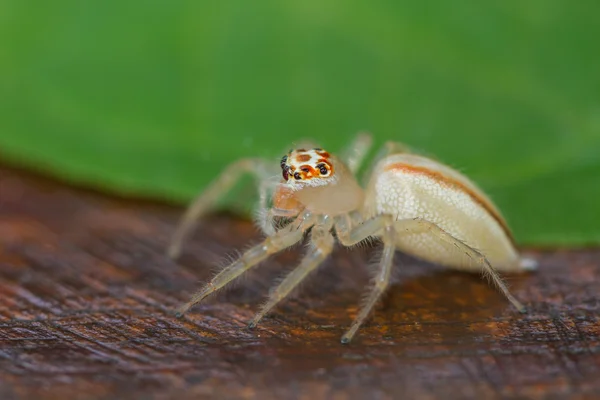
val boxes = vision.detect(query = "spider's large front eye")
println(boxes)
[317,164,328,175]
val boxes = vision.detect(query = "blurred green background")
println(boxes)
[1,1,598,245]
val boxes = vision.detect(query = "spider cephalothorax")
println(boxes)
[169,132,536,344]
[280,148,334,187]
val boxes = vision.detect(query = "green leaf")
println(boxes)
[1,1,599,245]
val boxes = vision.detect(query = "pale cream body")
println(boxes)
[363,153,522,272]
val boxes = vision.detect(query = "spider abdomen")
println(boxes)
[364,153,521,272]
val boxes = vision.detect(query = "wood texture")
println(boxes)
[0,165,599,399]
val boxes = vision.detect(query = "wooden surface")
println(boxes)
[0,165,599,400]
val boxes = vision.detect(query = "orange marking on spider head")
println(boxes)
[315,150,330,159]
[280,148,335,182]
[296,154,311,162]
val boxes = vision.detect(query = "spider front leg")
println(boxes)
[248,216,334,328]
[168,158,277,259]
[175,210,315,317]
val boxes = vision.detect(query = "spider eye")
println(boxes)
[294,172,302,180]
[317,164,328,175]
[301,167,310,173]
[280,155,288,169]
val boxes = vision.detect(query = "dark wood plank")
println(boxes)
[0,165,598,400]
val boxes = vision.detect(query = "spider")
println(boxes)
[168,132,536,344]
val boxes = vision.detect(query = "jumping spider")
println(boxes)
[168,132,536,343]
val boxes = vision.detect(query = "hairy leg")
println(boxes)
[175,210,315,317]
[248,217,335,328]
[393,218,526,313]
[335,213,395,246]
[341,225,395,344]
[361,140,412,186]
[334,214,525,342]
[168,158,277,259]
[340,131,373,174]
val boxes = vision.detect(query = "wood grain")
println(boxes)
[0,165,598,399]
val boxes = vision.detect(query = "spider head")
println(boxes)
[280,148,336,189]
[276,145,363,216]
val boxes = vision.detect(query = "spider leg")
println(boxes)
[340,131,373,174]
[341,225,395,344]
[394,218,526,313]
[381,140,413,155]
[175,211,315,317]
[334,214,525,342]
[168,158,277,259]
[248,217,334,328]
[335,213,395,246]
[360,140,413,186]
